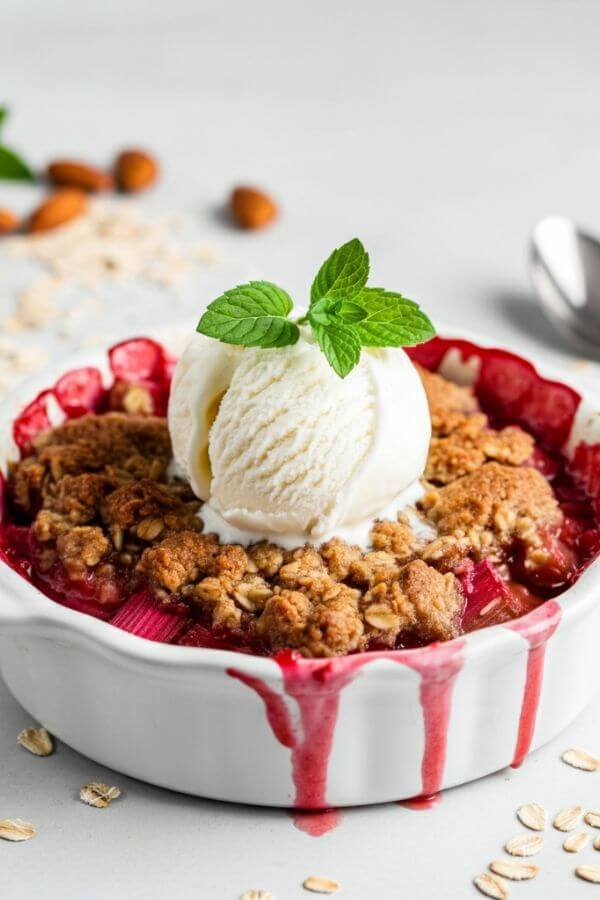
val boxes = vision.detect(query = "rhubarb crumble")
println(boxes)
[1,336,599,658]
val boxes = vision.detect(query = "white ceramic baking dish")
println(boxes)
[0,325,599,812]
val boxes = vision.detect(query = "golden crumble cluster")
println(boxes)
[7,363,563,658]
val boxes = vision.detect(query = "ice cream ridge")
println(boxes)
[168,238,436,548]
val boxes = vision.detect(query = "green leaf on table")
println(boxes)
[0,144,35,181]
[197,281,299,348]
[0,107,7,131]
[310,238,369,304]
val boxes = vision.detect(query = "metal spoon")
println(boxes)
[530,215,600,357]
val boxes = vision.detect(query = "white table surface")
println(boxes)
[2,1,600,897]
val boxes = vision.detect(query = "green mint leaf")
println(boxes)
[197,281,299,348]
[0,144,35,181]
[353,288,435,347]
[312,322,361,378]
[310,238,369,304]
[335,300,368,324]
[307,297,340,326]
[0,107,7,131]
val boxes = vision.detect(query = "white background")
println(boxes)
[2,1,600,897]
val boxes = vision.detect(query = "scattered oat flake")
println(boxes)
[0,819,36,842]
[303,876,340,894]
[516,802,547,831]
[561,748,600,772]
[489,859,538,881]
[504,833,544,857]
[586,812,600,829]
[553,805,584,832]
[564,830,589,853]
[17,726,54,757]
[594,835,600,851]
[473,873,510,899]
[241,892,274,900]
[79,782,121,808]
[576,865,600,884]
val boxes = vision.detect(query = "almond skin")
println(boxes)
[0,208,20,235]
[47,159,113,192]
[230,186,278,229]
[115,149,159,192]
[27,189,88,233]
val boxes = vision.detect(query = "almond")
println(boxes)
[230,186,278,229]
[47,159,113,192]
[27,189,88,233]
[115,149,159,192]
[0,208,19,235]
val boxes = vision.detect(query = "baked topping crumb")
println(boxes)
[420,462,561,563]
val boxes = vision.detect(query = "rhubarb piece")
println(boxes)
[459,560,509,630]
[13,390,52,451]
[109,338,167,383]
[110,591,187,643]
[108,338,173,415]
[54,367,106,418]
[570,441,600,512]
[32,563,116,620]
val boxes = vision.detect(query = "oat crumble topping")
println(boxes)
[5,362,575,658]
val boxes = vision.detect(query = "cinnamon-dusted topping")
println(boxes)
[139,531,249,594]
[416,363,533,484]
[5,363,572,658]
[100,479,200,533]
[255,585,364,658]
[416,364,478,435]
[370,515,419,561]
[247,542,284,578]
[43,473,119,524]
[399,559,463,642]
[320,537,363,581]
[35,412,171,465]
[426,423,533,485]
[420,462,561,560]
[56,527,110,578]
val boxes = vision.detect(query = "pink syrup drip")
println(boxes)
[397,640,466,810]
[506,599,562,768]
[228,652,374,836]
[229,643,467,827]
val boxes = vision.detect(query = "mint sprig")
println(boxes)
[310,237,369,304]
[197,282,299,348]
[0,107,35,182]
[196,238,435,377]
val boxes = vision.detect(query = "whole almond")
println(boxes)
[47,159,113,192]
[27,189,88,233]
[115,149,159,192]
[230,186,278,229]
[0,208,19,235]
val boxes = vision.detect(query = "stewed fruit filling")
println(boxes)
[1,339,599,658]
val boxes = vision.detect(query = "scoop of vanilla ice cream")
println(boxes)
[169,330,430,540]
